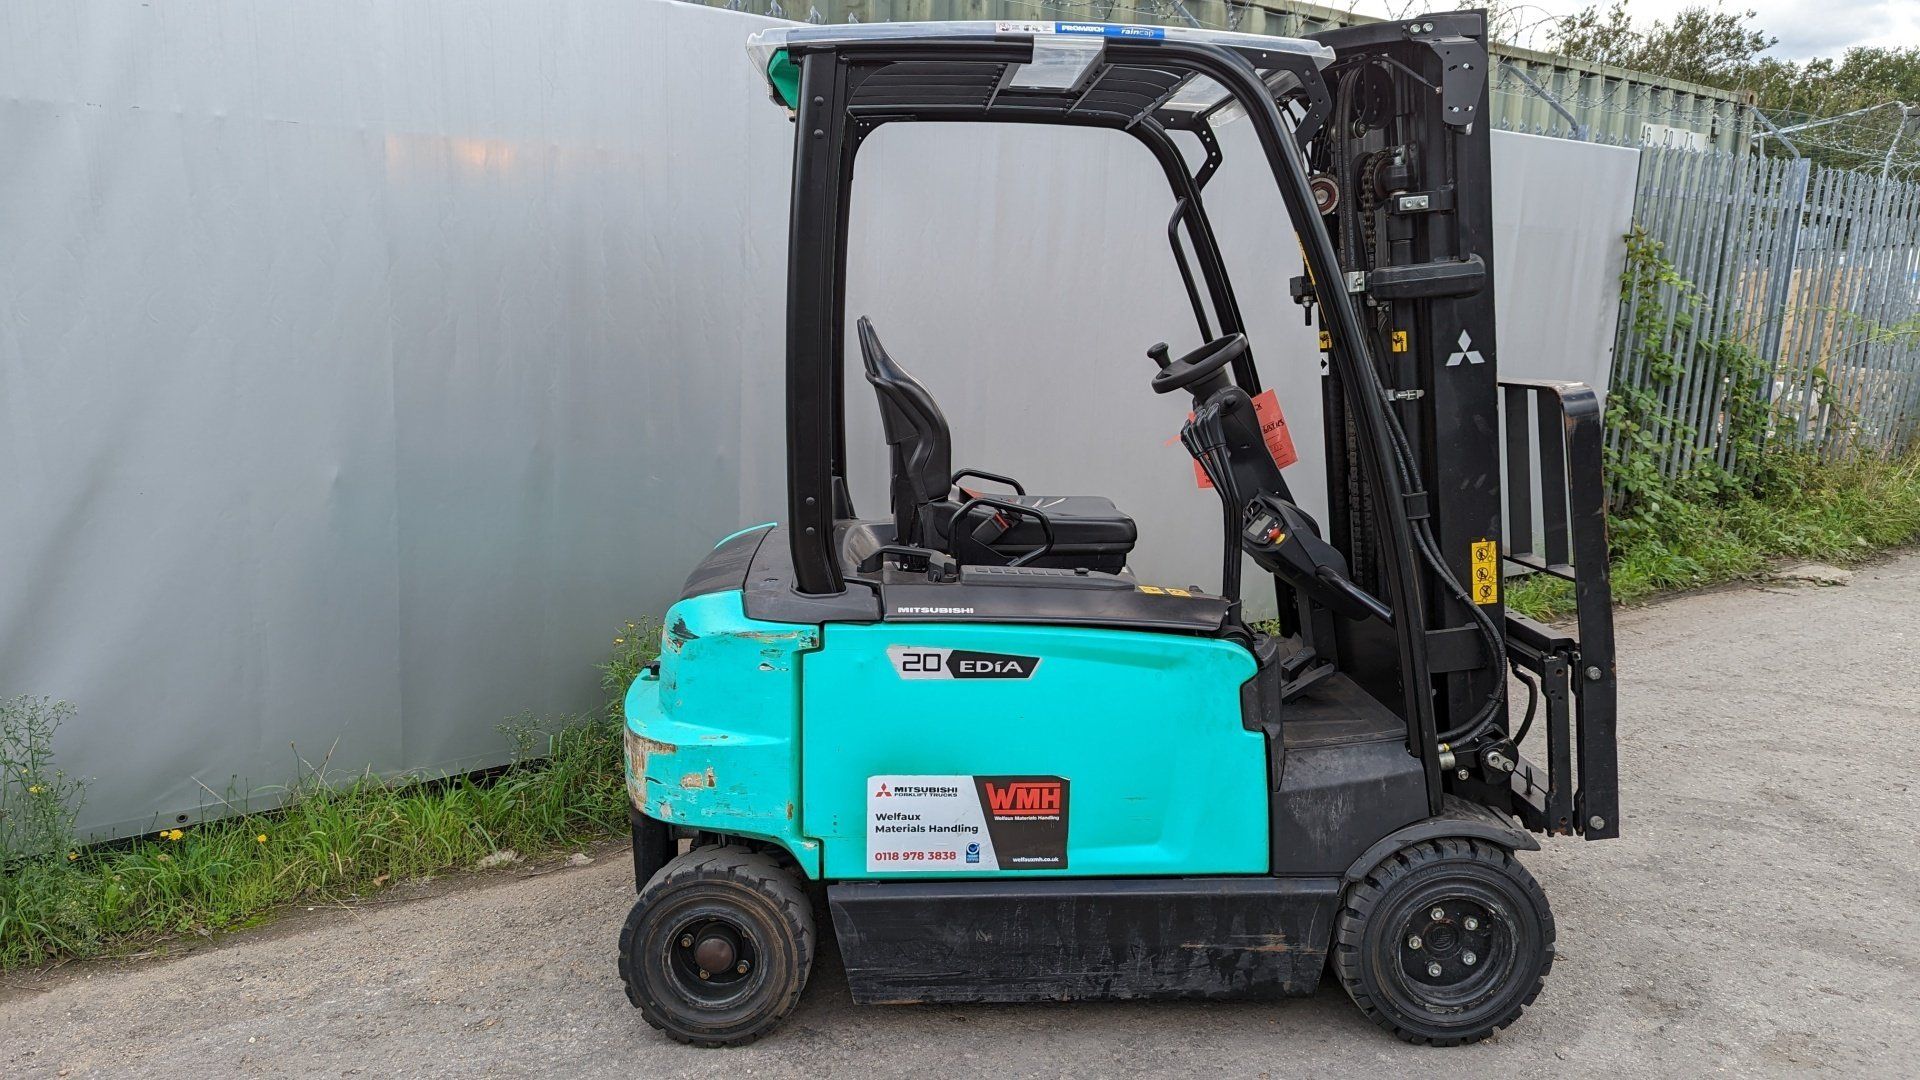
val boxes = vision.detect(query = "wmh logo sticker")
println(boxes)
[983,780,1062,817]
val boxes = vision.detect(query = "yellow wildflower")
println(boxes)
[614,638,625,644]
[27,785,42,795]
[67,851,79,861]
[166,828,184,841]
[255,834,269,844]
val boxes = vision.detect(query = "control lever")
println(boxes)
[1239,494,1393,624]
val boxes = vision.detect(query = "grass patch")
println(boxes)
[1505,449,1920,621]
[0,622,655,973]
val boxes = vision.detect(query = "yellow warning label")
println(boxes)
[1390,330,1409,353]
[1166,588,1192,598]
[1470,540,1500,605]
[1138,585,1165,595]
[1317,330,1332,352]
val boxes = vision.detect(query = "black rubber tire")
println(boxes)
[1333,838,1554,1046]
[617,845,815,1048]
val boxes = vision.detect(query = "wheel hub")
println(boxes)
[1399,898,1503,993]
[667,917,756,1002]
[693,934,737,975]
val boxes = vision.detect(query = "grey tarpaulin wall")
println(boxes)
[0,0,1639,838]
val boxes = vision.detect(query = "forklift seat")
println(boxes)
[856,316,1137,572]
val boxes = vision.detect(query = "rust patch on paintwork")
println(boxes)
[656,799,673,819]
[625,726,679,768]
[631,735,675,756]
[786,802,795,820]
[663,617,698,655]
[623,731,677,809]
[679,767,717,789]
[1179,935,1292,953]
[738,629,811,645]
[626,732,672,773]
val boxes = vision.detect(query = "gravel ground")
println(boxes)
[4,556,1917,1078]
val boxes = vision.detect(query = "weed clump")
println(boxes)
[0,622,655,972]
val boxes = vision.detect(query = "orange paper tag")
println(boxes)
[1191,388,1299,489]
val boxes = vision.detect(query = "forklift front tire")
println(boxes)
[1333,838,1554,1046]
[618,845,815,1047]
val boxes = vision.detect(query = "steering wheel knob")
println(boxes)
[1150,333,1248,394]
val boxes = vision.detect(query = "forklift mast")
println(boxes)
[1308,16,1619,838]
[1307,18,1505,775]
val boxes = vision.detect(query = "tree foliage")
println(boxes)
[1744,47,1920,118]
[1545,4,1920,170]
[1549,1,1775,88]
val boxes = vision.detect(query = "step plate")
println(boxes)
[827,876,1340,1004]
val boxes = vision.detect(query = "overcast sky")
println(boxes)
[1341,0,1917,61]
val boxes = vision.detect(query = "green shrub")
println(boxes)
[1504,448,1920,622]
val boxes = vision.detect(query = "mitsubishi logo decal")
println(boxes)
[1445,330,1486,366]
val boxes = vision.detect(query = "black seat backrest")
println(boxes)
[857,316,951,545]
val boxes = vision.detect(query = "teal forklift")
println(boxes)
[618,15,1617,1047]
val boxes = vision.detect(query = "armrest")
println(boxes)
[950,468,1026,497]
[952,495,1056,568]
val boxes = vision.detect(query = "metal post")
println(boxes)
[1882,104,1913,179]
[1749,104,1802,161]
[1760,158,1810,409]
[1504,62,1588,141]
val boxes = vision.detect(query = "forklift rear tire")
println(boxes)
[1333,838,1554,1045]
[618,845,815,1047]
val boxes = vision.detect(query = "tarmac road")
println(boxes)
[4,556,1918,1078]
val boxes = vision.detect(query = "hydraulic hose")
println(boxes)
[1510,665,1540,747]
[1182,401,1244,608]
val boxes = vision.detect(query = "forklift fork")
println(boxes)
[1499,379,1619,840]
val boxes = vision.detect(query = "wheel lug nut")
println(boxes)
[1406,935,1422,950]
[697,969,711,980]
[1427,961,1443,978]
[679,935,693,948]
[1430,906,1446,921]
[1464,917,1479,931]
[736,962,750,974]
[1463,950,1478,966]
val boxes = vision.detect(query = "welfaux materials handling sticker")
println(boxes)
[867,774,1069,872]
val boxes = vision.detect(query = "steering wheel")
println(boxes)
[1149,334,1248,395]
